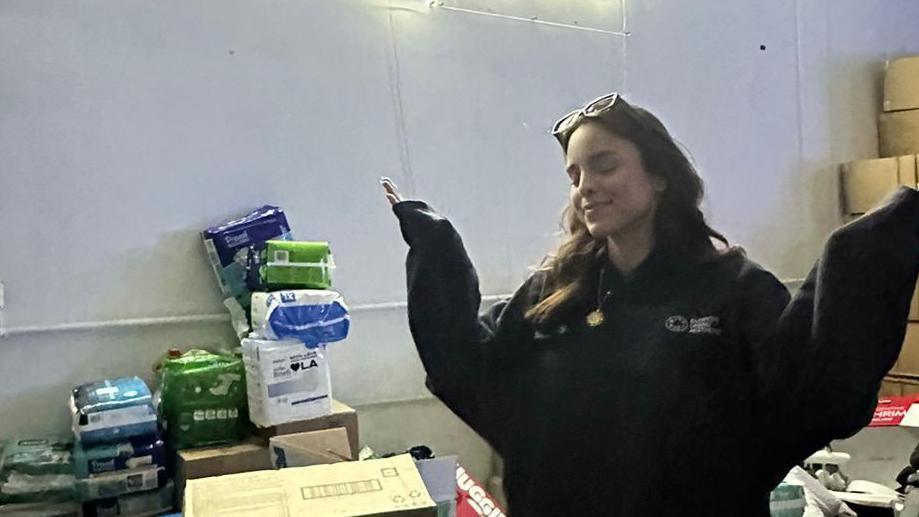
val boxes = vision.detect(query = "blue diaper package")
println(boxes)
[249,290,350,347]
[201,205,293,308]
[73,436,165,478]
[70,377,158,446]
[84,479,174,517]
[74,464,166,502]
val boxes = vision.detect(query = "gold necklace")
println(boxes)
[586,265,613,327]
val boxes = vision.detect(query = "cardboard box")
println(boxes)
[880,110,919,157]
[884,56,919,112]
[911,281,919,321]
[256,399,359,458]
[880,378,902,398]
[242,337,333,427]
[895,323,919,376]
[903,378,919,396]
[175,438,272,508]
[840,155,918,213]
[184,454,437,517]
[269,428,352,468]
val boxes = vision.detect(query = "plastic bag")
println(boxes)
[156,349,248,449]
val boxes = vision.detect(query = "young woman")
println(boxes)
[382,93,919,516]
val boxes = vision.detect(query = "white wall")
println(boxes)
[2,0,919,482]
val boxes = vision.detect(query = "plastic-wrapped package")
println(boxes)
[0,502,83,516]
[74,465,165,502]
[83,480,174,517]
[73,436,165,478]
[201,205,292,308]
[70,378,158,446]
[769,482,806,517]
[0,437,76,504]
[1,438,72,476]
[249,290,349,346]
[157,350,248,449]
[258,241,334,290]
[0,471,75,504]
[241,337,332,426]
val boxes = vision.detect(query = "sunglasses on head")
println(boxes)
[551,92,621,144]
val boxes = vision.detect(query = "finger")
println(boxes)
[380,178,401,201]
[380,177,397,192]
[385,193,399,206]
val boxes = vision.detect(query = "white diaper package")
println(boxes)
[241,337,332,427]
[249,290,350,347]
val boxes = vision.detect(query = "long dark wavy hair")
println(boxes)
[525,97,730,326]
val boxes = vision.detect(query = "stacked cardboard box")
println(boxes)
[880,56,919,158]
[174,399,359,508]
[839,55,919,390]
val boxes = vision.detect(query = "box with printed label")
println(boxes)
[70,378,158,446]
[184,454,436,517]
[242,337,332,427]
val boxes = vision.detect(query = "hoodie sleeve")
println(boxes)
[744,187,919,480]
[392,200,536,448]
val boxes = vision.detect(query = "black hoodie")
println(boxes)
[393,187,919,516]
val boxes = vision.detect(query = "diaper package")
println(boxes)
[201,205,292,308]
[83,479,174,517]
[73,436,165,478]
[74,464,165,502]
[0,437,73,476]
[0,502,83,516]
[241,337,332,427]
[70,378,158,446]
[0,437,76,504]
[249,290,350,346]
[156,350,248,449]
[258,241,334,290]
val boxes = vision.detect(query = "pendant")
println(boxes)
[586,309,605,327]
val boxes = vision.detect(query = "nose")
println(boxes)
[577,170,598,196]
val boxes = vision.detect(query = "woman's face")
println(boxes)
[565,121,665,240]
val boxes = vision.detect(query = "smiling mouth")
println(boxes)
[583,201,612,211]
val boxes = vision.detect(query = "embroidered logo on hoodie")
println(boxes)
[665,315,722,335]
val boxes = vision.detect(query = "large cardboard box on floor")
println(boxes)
[184,454,437,517]
[880,110,919,157]
[256,398,359,458]
[884,56,919,112]
[175,438,272,508]
[840,154,918,213]
[269,427,352,468]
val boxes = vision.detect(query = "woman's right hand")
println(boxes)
[381,177,403,207]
